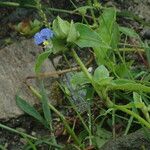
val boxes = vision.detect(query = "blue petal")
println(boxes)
[40,28,54,40]
[34,32,44,45]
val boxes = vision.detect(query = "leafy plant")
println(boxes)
[32,5,150,149]
[1,0,150,149]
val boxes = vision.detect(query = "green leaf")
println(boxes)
[52,37,68,54]
[75,23,109,48]
[57,16,70,36]
[16,95,47,127]
[97,8,117,42]
[35,49,52,73]
[67,20,80,43]
[119,26,139,38]
[40,81,51,125]
[94,8,117,65]
[93,65,109,81]
[53,16,70,39]
[110,22,120,49]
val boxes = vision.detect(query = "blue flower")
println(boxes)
[34,28,54,45]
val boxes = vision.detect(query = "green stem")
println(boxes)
[114,105,150,129]
[0,1,36,8]
[48,103,82,147]
[87,0,97,24]
[0,123,37,140]
[88,104,92,145]
[71,49,113,108]
[71,49,93,82]
[109,83,150,93]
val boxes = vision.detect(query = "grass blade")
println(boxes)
[16,95,47,127]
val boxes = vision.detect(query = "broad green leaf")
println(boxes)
[53,17,69,39]
[75,23,109,48]
[40,81,51,125]
[16,96,47,127]
[52,19,61,37]
[119,26,139,38]
[97,8,117,42]
[67,20,80,43]
[35,49,52,73]
[94,8,117,65]
[57,16,70,36]
[93,65,109,81]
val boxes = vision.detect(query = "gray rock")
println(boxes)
[100,129,150,150]
[0,39,56,120]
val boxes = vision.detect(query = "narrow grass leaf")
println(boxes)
[119,26,139,38]
[16,95,47,127]
[40,81,51,125]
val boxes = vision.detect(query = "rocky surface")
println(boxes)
[100,129,150,150]
[130,0,150,22]
[0,39,56,120]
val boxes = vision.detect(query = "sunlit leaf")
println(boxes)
[75,23,109,48]
[35,49,52,73]
[94,8,118,65]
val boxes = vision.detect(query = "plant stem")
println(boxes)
[71,49,113,108]
[87,0,97,24]
[0,123,37,140]
[114,105,150,129]
[71,49,93,82]
[109,83,150,93]
[48,103,82,147]
[0,1,94,21]
[0,1,36,8]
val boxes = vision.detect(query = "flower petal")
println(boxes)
[34,32,44,45]
[40,28,54,40]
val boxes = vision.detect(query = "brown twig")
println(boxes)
[26,54,94,81]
